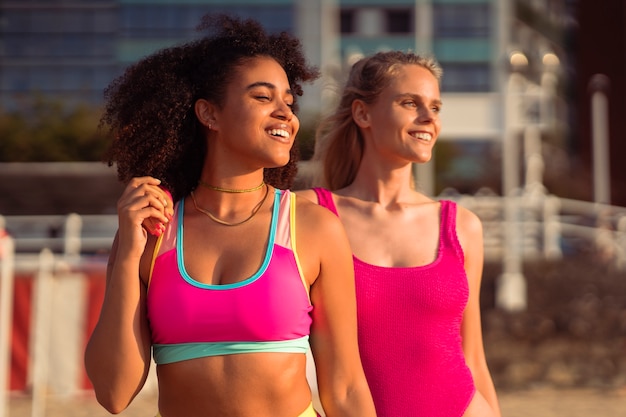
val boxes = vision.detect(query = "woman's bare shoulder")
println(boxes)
[294,188,318,204]
[293,191,344,235]
[453,202,483,235]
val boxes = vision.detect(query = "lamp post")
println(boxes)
[588,74,611,206]
[524,52,560,194]
[524,52,563,263]
[498,48,562,311]
[497,50,527,312]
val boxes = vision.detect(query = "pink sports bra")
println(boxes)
[146,189,313,365]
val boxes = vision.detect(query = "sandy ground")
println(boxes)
[6,387,626,417]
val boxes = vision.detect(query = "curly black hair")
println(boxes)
[101,14,319,201]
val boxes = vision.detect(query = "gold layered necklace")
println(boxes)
[190,184,269,227]
[198,179,265,194]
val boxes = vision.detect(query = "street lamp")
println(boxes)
[497,48,563,311]
[497,49,527,312]
[588,73,611,205]
[525,51,560,195]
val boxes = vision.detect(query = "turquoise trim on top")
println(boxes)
[176,189,281,290]
[152,335,310,365]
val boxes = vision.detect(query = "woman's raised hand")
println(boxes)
[116,177,173,258]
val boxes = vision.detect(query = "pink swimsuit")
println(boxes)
[147,189,313,365]
[314,187,476,417]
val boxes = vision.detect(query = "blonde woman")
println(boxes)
[299,51,501,417]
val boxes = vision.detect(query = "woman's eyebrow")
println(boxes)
[246,81,293,96]
[395,93,443,107]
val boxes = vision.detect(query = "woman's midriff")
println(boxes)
[156,352,313,417]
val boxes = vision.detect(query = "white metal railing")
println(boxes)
[1,193,625,416]
[1,193,626,269]
[1,214,117,261]
[30,248,54,417]
[0,213,115,417]
[439,189,626,269]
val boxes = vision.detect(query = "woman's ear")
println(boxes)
[195,99,217,130]
[352,99,370,128]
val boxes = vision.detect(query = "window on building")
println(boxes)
[4,11,31,32]
[57,10,99,32]
[3,35,29,58]
[340,9,355,34]
[1,67,29,92]
[434,4,491,38]
[59,68,90,91]
[32,67,54,91]
[386,9,412,34]
[440,63,491,92]
[243,7,293,34]
[93,10,117,33]
[95,66,122,91]
[437,141,500,194]
[3,33,113,58]
[31,10,60,32]
[120,5,293,38]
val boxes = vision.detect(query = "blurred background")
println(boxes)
[0,0,625,416]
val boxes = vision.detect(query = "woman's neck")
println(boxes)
[340,162,422,206]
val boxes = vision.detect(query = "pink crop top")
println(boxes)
[147,189,313,365]
[313,187,476,417]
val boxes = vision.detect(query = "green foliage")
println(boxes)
[295,118,318,161]
[0,98,321,163]
[0,97,111,162]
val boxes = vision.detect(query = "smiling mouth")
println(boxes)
[267,128,290,139]
[410,132,433,141]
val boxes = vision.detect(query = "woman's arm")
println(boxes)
[84,177,172,413]
[457,206,502,417]
[296,199,377,417]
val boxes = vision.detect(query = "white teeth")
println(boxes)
[411,132,432,141]
[268,129,290,138]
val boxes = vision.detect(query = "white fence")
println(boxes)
[2,192,626,266]
[1,213,117,259]
[438,188,626,268]
[0,233,157,417]
[1,191,626,416]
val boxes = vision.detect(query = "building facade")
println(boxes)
[1,0,588,199]
[0,0,297,109]
[0,1,496,109]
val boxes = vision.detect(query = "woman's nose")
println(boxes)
[417,105,435,122]
[274,102,293,121]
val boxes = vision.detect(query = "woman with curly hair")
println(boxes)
[84,14,376,417]
[299,51,501,417]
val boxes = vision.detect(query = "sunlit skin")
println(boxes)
[299,63,501,417]
[200,57,299,181]
[191,57,299,223]
[357,64,442,170]
[85,56,376,417]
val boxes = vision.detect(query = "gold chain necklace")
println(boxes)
[190,185,269,227]
[198,179,265,193]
